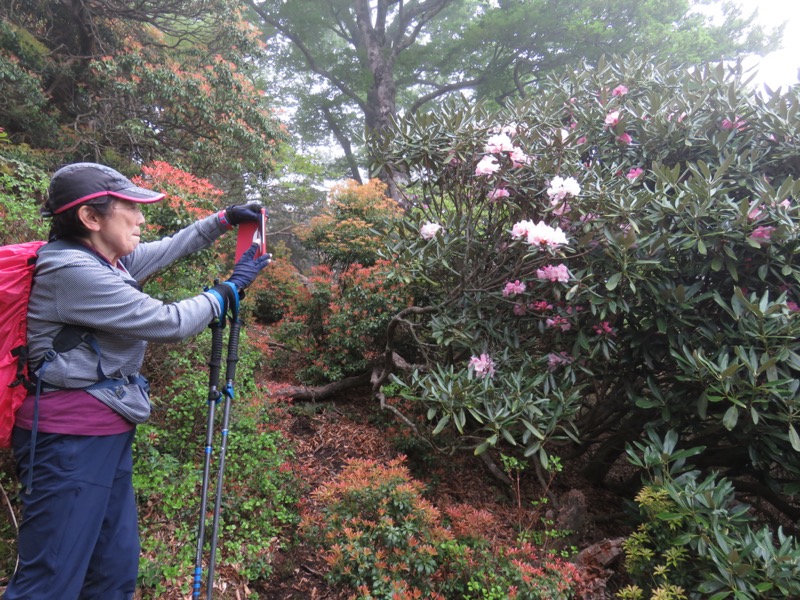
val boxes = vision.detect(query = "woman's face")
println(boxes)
[94,200,146,264]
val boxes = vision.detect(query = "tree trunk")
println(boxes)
[354,0,404,198]
[275,372,371,402]
[582,412,648,486]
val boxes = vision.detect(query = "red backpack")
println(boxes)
[0,240,46,447]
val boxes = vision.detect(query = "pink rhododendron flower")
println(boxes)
[751,226,775,242]
[488,187,510,201]
[546,316,571,331]
[551,200,571,216]
[626,167,644,180]
[420,222,442,240]
[788,301,799,312]
[525,221,568,248]
[616,132,632,144]
[511,219,535,240]
[751,199,791,220]
[605,110,620,126]
[748,204,763,220]
[546,351,573,371]
[485,133,514,153]
[612,84,628,96]
[513,302,527,316]
[536,264,570,283]
[510,146,530,167]
[475,155,500,176]
[721,116,747,131]
[529,300,553,312]
[593,321,616,336]
[547,176,581,202]
[503,280,526,297]
[469,353,496,378]
[576,136,587,144]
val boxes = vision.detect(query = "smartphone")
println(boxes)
[235,208,268,260]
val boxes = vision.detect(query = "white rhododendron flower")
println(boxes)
[546,176,581,202]
[420,222,442,240]
[527,222,568,248]
[511,219,535,240]
[485,133,514,153]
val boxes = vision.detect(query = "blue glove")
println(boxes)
[226,243,272,290]
[206,244,271,318]
[225,202,265,226]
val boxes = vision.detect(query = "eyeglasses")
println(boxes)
[113,201,144,216]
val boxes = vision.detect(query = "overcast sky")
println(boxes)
[733,0,800,89]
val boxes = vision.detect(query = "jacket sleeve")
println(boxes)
[45,253,221,344]
[121,212,228,282]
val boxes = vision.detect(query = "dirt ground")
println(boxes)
[250,376,630,600]
[1,360,631,600]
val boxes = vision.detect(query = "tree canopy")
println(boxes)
[0,0,285,195]
[246,0,781,182]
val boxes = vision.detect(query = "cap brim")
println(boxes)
[108,186,165,203]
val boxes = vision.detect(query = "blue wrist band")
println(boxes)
[222,281,239,315]
[207,289,226,315]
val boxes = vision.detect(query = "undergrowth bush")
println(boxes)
[297,178,403,270]
[247,240,309,324]
[135,330,300,597]
[301,457,586,599]
[0,454,17,584]
[267,178,411,384]
[617,430,800,600]
[271,260,411,384]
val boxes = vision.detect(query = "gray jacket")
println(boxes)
[27,213,227,423]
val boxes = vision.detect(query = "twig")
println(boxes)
[479,451,512,486]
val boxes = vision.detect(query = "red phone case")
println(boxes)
[234,209,268,260]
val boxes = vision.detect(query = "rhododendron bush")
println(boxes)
[369,55,800,522]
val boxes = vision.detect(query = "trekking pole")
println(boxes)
[205,309,242,597]
[192,314,226,600]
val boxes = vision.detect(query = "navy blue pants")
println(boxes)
[3,429,139,600]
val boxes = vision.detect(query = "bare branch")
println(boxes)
[246,0,367,112]
[320,105,363,183]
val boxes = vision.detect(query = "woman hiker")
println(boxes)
[3,162,271,600]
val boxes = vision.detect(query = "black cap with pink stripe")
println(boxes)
[44,163,165,216]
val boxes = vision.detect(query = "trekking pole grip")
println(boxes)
[225,318,241,388]
[207,321,225,400]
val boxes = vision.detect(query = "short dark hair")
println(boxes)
[48,196,115,241]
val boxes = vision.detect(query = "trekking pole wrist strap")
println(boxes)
[207,282,239,319]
